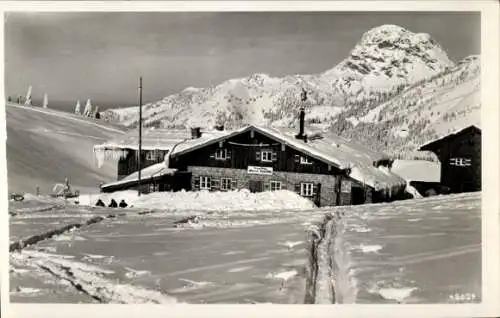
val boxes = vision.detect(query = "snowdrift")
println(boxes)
[77,189,317,211]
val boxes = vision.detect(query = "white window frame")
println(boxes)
[300,182,314,197]
[200,176,211,190]
[449,157,471,167]
[149,183,159,193]
[215,148,228,160]
[221,178,232,191]
[270,181,282,191]
[300,156,313,165]
[146,150,157,161]
[261,150,274,162]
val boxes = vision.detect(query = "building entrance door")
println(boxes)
[249,180,264,193]
[351,186,365,205]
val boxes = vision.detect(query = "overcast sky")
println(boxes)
[5,12,480,110]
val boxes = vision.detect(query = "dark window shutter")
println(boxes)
[210,152,216,159]
[256,150,261,161]
[271,151,278,162]
[295,183,301,195]
[294,154,300,163]
[227,149,232,159]
[194,176,200,190]
[264,182,270,191]
[231,180,237,190]
[313,183,321,196]
[211,178,219,190]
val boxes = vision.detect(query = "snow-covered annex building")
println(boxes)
[94,110,406,207]
[419,124,481,194]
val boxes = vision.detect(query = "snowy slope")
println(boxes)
[6,104,124,194]
[315,192,481,304]
[342,55,480,155]
[103,25,458,134]
[391,159,440,182]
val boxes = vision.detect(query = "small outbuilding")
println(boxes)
[419,125,481,193]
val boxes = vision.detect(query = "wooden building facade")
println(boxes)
[419,125,481,193]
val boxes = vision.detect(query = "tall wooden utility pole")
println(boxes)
[138,76,143,196]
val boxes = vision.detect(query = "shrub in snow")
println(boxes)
[43,93,48,108]
[92,105,100,118]
[83,99,93,117]
[74,100,81,115]
[24,86,32,105]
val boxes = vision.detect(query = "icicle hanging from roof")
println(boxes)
[93,147,129,168]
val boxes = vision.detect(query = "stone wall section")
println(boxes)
[188,166,340,207]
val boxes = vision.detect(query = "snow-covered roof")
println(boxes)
[257,126,404,191]
[168,125,405,191]
[93,128,189,151]
[419,124,481,151]
[101,162,177,190]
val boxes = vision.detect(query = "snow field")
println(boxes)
[12,210,323,303]
[10,189,481,304]
[315,192,481,304]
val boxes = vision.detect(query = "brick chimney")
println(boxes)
[295,107,305,140]
[191,127,202,139]
[295,87,307,141]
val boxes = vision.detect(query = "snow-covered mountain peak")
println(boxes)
[359,24,411,43]
[182,86,201,93]
[321,24,455,94]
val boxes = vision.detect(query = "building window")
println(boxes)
[221,178,233,191]
[146,150,158,161]
[301,182,314,197]
[450,157,471,167]
[270,181,282,191]
[341,180,351,193]
[261,150,274,162]
[215,149,228,160]
[200,176,211,190]
[149,183,159,193]
[300,156,313,165]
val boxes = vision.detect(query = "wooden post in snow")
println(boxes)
[138,76,143,196]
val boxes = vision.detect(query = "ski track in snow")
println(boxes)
[11,250,178,304]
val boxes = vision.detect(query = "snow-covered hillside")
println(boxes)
[6,104,124,194]
[336,54,480,156]
[103,24,479,156]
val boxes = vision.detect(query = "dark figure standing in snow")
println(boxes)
[119,200,128,208]
[108,199,118,208]
[95,199,105,207]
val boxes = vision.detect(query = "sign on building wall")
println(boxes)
[341,180,351,193]
[449,157,472,167]
[247,165,273,175]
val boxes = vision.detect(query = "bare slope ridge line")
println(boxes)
[6,105,123,194]
[7,103,126,134]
